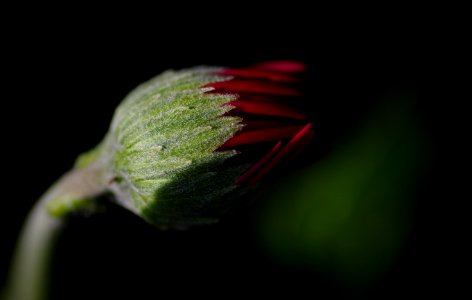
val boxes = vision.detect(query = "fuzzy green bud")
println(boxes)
[48,62,313,228]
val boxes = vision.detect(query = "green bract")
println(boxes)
[52,67,246,228]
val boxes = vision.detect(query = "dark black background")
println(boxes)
[0,12,461,299]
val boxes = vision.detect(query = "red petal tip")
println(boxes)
[229,100,307,120]
[206,80,303,97]
[218,68,299,83]
[252,61,307,74]
[237,141,283,185]
[220,125,305,149]
[244,123,314,184]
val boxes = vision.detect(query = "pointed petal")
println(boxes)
[218,68,299,83]
[237,141,283,185]
[206,80,303,97]
[245,123,314,184]
[229,100,307,120]
[220,125,305,149]
[241,120,302,131]
[253,61,307,74]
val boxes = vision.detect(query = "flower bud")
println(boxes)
[76,62,314,228]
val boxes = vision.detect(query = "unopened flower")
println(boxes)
[51,61,315,228]
[5,61,315,300]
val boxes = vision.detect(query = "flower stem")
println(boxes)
[3,163,107,300]
[4,195,63,300]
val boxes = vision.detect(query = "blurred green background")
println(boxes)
[255,92,430,292]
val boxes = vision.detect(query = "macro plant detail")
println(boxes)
[3,61,314,300]
[53,61,315,227]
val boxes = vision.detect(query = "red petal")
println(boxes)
[206,80,303,97]
[253,61,307,74]
[220,125,305,149]
[241,120,300,131]
[237,141,283,185]
[229,100,307,120]
[245,123,315,184]
[218,68,299,83]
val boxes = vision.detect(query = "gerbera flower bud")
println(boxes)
[4,61,315,300]
[52,61,314,228]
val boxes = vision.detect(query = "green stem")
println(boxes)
[4,194,63,300]
[4,163,107,300]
